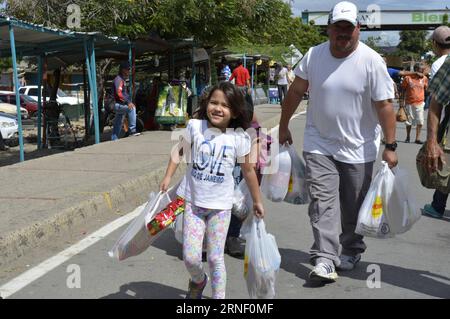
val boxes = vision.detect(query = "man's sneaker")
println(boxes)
[423,204,444,219]
[225,237,245,258]
[186,274,208,299]
[309,263,338,282]
[131,132,141,137]
[336,254,361,271]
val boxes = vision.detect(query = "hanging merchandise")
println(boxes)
[155,82,189,126]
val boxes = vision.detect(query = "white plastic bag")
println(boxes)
[386,167,421,234]
[261,145,291,202]
[232,179,252,220]
[109,186,178,261]
[284,145,310,205]
[355,161,395,239]
[244,218,281,299]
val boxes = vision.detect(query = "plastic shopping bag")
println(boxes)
[386,166,421,234]
[284,145,310,205]
[261,145,291,202]
[355,161,395,239]
[232,179,252,220]
[244,218,281,299]
[109,185,178,261]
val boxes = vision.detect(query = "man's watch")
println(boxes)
[385,142,398,151]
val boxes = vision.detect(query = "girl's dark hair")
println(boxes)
[195,81,251,130]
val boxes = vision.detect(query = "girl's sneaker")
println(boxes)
[186,274,208,299]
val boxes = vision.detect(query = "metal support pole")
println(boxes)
[128,42,133,100]
[251,63,255,103]
[37,55,43,149]
[9,25,24,162]
[191,46,197,95]
[84,38,94,140]
[89,38,100,144]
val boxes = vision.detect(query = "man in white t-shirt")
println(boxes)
[276,63,289,105]
[279,1,397,283]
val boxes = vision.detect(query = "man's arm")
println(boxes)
[375,99,398,168]
[425,95,446,173]
[399,70,423,78]
[229,70,235,82]
[279,76,309,144]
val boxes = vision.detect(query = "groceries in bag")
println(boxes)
[355,161,395,239]
[284,145,310,205]
[244,218,281,299]
[261,144,291,202]
[147,196,185,235]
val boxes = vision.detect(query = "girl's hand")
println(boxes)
[160,176,171,192]
[253,202,265,219]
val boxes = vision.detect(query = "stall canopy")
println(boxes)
[0,14,169,162]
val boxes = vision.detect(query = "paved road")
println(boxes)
[2,112,450,299]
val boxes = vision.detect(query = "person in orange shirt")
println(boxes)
[401,64,428,144]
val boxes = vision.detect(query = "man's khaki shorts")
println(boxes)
[405,102,425,126]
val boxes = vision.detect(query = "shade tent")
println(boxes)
[0,15,170,162]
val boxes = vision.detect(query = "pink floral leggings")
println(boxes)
[183,201,231,299]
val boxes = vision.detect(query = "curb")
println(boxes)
[0,107,301,267]
[0,166,186,267]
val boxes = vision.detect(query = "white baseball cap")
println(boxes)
[329,1,359,26]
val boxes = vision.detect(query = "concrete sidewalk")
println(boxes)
[0,102,306,270]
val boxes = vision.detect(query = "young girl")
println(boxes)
[160,82,265,299]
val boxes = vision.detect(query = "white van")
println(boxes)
[19,85,81,106]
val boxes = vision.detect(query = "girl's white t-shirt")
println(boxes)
[177,119,251,210]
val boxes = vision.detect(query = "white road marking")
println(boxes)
[0,111,307,299]
[0,203,146,299]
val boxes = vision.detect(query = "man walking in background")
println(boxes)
[401,63,428,144]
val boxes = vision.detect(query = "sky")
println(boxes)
[290,0,450,46]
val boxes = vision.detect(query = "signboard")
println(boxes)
[307,10,449,27]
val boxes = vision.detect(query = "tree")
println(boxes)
[395,30,428,61]
[364,36,382,53]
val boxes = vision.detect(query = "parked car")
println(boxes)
[19,85,81,107]
[0,112,19,146]
[0,102,29,119]
[0,93,38,116]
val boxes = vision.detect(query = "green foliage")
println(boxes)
[395,30,428,60]
[363,36,382,53]
[0,57,12,70]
